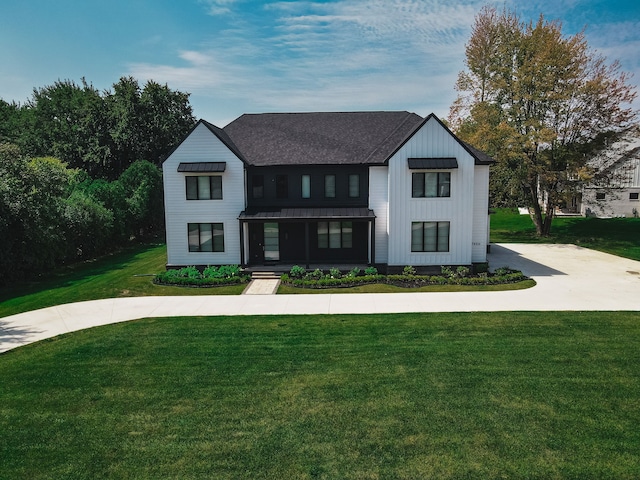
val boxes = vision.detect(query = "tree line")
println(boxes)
[0,77,196,283]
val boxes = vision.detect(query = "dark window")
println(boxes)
[186,176,222,200]
[324,174,336,198]
[348,174,360,198]
[188,223,224,252]
[596,192,606,200]
[317,221,352,249]
[630,192,639,200]
[252,175,264,198]
[412,172,451,198]
[411,221,450,252]
[276,175,288,199]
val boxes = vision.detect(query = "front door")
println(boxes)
[248,223,280,264]
[263,222,280,261]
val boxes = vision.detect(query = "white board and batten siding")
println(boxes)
[471,165,490,262]
[369,166,389,264]
[386,117,481,267]
[163,123,245,266]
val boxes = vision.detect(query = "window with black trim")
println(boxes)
[411,221,450,252]
[317,221,352,249]
[412,172,450,198]
[186,176,222,200]
[276,175,288,199]
[348,174,360,198]
[630,192,639,200]
[596,192,606,200]
[188,223,224,252]
[324,174,336,198]
[252,175,264,198]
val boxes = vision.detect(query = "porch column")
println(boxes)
[370,218,376,265]
[305,222,310,269]
[239,220,245,266]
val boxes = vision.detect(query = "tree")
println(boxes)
[449,5,637,235]
[106,77,195,176]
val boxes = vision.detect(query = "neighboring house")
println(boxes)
[579,126,640,218]
[162,111,494,271]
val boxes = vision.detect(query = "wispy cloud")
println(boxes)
[128,0,639,123]
[130,0,485,121]
[199,0,238,16]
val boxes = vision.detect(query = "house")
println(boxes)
[162,111,494,271]
[578,126,640,218]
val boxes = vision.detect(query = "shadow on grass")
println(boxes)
[0,243,161,305]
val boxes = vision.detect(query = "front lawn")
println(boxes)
[0,243,245,318]
[491,208,640,261]
[1,312,639,479]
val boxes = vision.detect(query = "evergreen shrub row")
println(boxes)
[280,265,528,288]
[154,265,250,287]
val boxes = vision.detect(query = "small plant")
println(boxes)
[310,268,324,280]
[364,266,378,275]
[403,265,416,276]
[202,265,218,278]
[347,267,361,278]
[494,266,512,276]
[456,266,470,278]
[329,267,341,278]
[440,266,455,278]
[289,265,306,278]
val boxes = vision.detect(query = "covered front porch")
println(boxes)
[238,207,376,268]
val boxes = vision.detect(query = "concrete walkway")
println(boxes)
[1,243,639,353]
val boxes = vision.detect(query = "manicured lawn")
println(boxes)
[0,243,245,318]
[491,208,640,261]
[1,312,639,478]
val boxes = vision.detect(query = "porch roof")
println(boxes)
[238,207,375,221]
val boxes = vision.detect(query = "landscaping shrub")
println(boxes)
[279,265,529,289]
[155,265,249,287]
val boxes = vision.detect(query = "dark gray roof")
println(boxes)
[223,111,423,166]
[239,207,375,220]
[408,158,459,169]
[177,162,226,172]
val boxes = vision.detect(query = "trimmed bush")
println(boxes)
[155,265,249,287]
[279,265,529,289]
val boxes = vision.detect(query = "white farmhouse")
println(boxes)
[162,112,494,272]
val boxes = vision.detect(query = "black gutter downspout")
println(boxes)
[370,217,376,265]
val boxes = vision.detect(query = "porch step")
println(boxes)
[251,271,282,280]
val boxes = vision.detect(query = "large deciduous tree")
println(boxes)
[449,5,637,235]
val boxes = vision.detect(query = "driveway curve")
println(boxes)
[1,243,639,353]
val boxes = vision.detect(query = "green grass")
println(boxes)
[0,243,245,318]
[278,279,536,294]
[491,208,640,261]
[2,312,639,479]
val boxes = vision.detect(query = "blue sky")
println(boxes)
[1,0,638,126]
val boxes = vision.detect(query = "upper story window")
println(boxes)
[276,175,288,199]
[302,174,311,198]
[412,172,450,198]
[252,175,264,199]
[348,174,360,198]
[630,192,639,200]
[325,174,336,198]
[596,192,606,200]
[186,176,222,200]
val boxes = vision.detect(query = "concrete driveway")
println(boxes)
[1,243,639,353]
